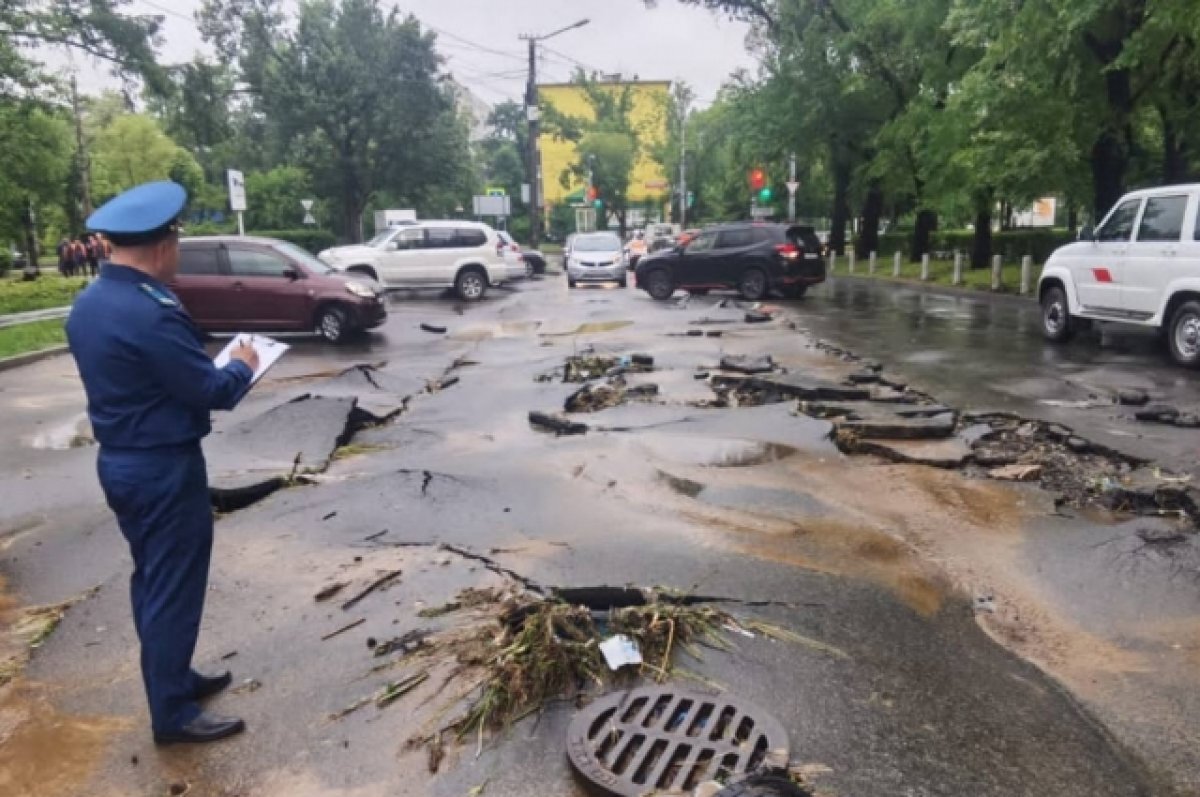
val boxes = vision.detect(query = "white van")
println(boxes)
[318,221,508,301]
[1039,184,1200,366]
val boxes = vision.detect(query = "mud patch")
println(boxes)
[0,684,132,797]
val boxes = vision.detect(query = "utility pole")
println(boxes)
[70,74,93,220]
[679,116,687,228]
[519,19,590,248]
[521,36,541,247]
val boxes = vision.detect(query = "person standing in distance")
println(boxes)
[66,181,260,745]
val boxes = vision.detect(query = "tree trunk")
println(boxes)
[829,159,852,256]
[1091,68,1134,219]
[971,196,992,271]
[910,210,936,262]
[1161,104,1190,184]
[856,180,883,258]
[1068,206,1079,234]
[21,199,39,275]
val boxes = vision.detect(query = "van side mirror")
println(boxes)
[282,267,300,281]
[1078,225,1095,242]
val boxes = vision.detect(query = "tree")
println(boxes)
[244,166,312,229]
[0,102,71,263]
[90,114,200,202]
[201,0,457,241]
[0,0,164,97]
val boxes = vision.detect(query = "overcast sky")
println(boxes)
[56,0,756,108]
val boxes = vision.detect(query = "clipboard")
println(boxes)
[213,333,289,385]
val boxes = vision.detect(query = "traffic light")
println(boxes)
[758,187,773,203]
[586,185,598,202]
[749,168,766,191]
[593,198,604,211]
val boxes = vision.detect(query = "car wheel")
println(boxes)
[524,260,534,279]
[782,284,808,299]
[1041,286,1074,343]
[316,305,349,344]
[455,268,488,301]
[645,269,674,301]
[738,268,768,301]
[618,277,628,288]
[568,279,577,289]
[1168,300,1200,367]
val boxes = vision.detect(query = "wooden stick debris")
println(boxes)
[341,570,402,611]
[321,618,365,641]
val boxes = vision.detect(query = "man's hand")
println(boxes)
[230,340,260,374]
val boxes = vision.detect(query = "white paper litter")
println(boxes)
[599,634,643,670]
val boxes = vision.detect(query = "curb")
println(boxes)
[0,306,71,329]
[0,345,69,373]
[829,273,1038,306]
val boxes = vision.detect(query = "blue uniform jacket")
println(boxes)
[67,263,253,449]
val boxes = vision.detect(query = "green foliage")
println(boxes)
[0,102,72,264]
[91,115,201,202]
[876,229,1075,263]
[244,167,315,230]
[0,276,88,314]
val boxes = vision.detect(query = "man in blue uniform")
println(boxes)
[67,181,260,745]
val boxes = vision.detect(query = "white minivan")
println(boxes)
[1039,184,1200,366]
[318,220,508,301]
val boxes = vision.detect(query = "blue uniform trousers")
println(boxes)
[97,443,212,733]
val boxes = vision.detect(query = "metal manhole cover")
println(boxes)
[567,686,790,797]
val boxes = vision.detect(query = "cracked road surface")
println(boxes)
[1,277,1198,797]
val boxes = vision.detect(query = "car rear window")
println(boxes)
[456,228,487,248]
[1138,195,1188,242]
[717,229,757,249]
[788,226,823,251]
[178,246,221,276]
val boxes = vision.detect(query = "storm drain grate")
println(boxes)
[567,686,789,797]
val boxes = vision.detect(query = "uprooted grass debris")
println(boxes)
[334,587,845,768]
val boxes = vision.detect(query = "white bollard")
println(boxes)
[952,251,963,286]
[828,252,837,274]
[1020,255,1032,295]
[869,251,878,275]
[992,255,1003,291]
[893,251,902,277]
[848,251,856,274]
[920,253,930,281]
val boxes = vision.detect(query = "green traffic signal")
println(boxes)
[758,187,773,202]
[593,199,604,210]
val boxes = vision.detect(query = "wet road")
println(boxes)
[795,276,1200,473]
[1,276,1197,797]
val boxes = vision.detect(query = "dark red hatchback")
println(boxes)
[173,236,386,343]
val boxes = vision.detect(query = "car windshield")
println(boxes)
[573,234,621,252]
[497,232,514,244]
[367,229,397,247]
[272,241,336,275]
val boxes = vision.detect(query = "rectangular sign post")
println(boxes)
[227,169,247,236]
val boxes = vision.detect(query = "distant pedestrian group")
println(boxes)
[57,233,110,277]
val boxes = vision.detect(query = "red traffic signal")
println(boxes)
[586,186,598,202]
[749,168,766,191]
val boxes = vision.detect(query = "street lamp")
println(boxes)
[521,18,591,247]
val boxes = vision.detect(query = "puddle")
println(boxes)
[637,435,799,468]
[449,321,542,341]
[27,413,94,450]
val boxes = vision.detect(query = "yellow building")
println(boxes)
[537,80,671,216]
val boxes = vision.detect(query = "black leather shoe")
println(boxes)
[154,712,246,745]
[193,671,232,700]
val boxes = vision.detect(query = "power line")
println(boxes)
[425,25,526,63]
[132,0,197,25]
[540,44,603,75]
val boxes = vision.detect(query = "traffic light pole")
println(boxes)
[788,152,797,223]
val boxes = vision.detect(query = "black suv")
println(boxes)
[634,223,825,301]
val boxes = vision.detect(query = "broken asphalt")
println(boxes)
[1,276,1198,797]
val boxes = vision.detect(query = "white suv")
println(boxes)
[318,221,508,301]
[1039,184,1200,367]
